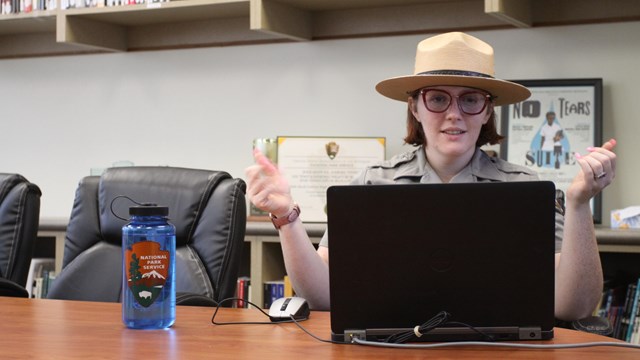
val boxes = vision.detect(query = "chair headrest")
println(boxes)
[99,167,231,245]
[0,173,29,203]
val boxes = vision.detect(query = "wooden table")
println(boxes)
[0,297,638,359]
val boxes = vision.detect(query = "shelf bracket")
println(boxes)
[485,0,532,28]
[57,13,127,52]
[250,0,312,41]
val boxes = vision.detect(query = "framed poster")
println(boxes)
[500,78,603,223]
[277,136,386,223]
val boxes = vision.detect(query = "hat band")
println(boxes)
[417,70,494,79]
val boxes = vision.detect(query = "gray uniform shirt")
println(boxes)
[319,146,564,253]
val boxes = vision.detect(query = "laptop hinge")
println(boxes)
[519,327,542,340]
[344,330,366,343]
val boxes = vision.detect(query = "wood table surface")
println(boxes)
[0,297,638,359]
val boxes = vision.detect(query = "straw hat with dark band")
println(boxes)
[375,32,531,106]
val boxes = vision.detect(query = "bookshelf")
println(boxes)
[37,218,640,306]
[595,229,640,342]
[3,0,640,59]
[243,221,324,308]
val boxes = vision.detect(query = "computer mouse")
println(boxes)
[268,297,310,322]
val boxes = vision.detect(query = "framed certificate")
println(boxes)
[499,78,603,223]
[276,136,386,222]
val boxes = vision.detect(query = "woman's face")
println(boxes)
[410,85,493,160]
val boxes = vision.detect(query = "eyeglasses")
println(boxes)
[420,89,493,115]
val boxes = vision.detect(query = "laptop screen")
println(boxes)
[327,181,556,342]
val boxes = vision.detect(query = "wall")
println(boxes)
[1,21,638,224]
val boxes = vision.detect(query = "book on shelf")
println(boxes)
[263,280,284,309]
[595,276,640,343]
[235,276,250,308]
[1,0,16,14]
[232,275,298,310]
[632,310,640,344]
[26,258,56,299]
[1,0,57,13]
[283,275,295,298]
[626,278,640,343]
[617,283,637,340]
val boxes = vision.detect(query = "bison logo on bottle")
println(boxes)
[125,241,170,307]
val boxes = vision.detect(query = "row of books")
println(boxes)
[26,258,57,299]
[26,265,293,307]
[61,0,170,9]
[596,277,640,343]
[233,275,295,309]
[0,0,169,14]
[264,276,295,308]
[235,276,251,308]
[1,0,55,13]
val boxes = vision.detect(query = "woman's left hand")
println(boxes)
[567,138,617,204]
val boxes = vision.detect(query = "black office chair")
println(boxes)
[47,167,246,306]
[0,173,42,298]
[561,316,613,337]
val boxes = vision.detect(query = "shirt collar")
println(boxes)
[392,146,507,183]
[470,148,509,182]
[391,146,432,182]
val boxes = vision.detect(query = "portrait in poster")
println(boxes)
[500,79,603,223]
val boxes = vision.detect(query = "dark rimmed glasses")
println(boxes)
[420,89,493,115]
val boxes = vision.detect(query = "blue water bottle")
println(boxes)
[122,203,176,329]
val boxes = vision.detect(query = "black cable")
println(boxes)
[288,315,345,344]
[211,297,303,325]
[442,321,496,341]
[384,311,449,343]
[384,311,495,343]
[211,297,344,344]
[212,301,640,350]
[211,297,279,325]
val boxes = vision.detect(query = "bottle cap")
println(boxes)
[129,203,169,216]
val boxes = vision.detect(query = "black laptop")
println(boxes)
[326,181,556,343]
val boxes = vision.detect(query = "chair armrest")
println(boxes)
[176,292,218,307]
[570,316,613,337]
[0,278,29,298]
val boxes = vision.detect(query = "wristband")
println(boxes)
[269,203,300,230]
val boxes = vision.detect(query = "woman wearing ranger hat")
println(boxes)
[245,32,617,320]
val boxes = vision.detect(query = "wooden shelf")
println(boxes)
[2,0,640,59]
[597,227,640,253]
[62,0,249,25]
[57,0,257,52]
[0,10,57,34]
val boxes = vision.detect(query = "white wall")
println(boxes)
[1,21,639,224]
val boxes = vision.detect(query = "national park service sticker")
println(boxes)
[125,241,170,307]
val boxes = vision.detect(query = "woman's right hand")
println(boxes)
[244,149,294,217]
